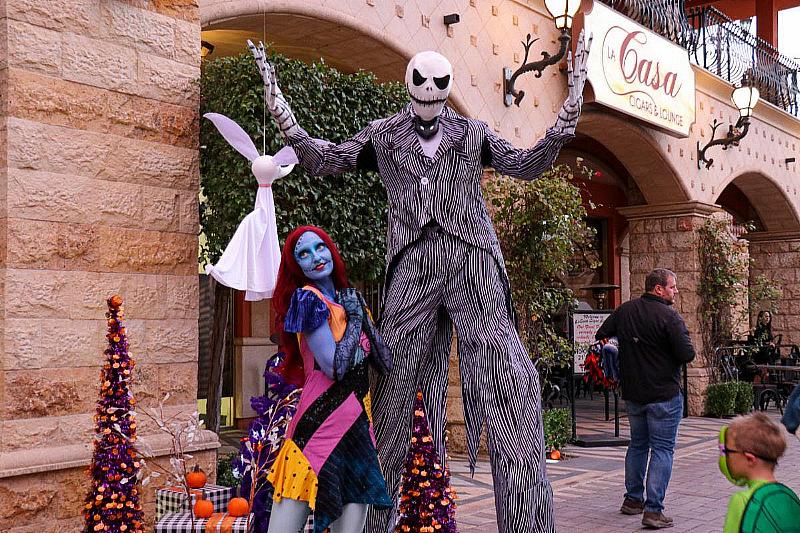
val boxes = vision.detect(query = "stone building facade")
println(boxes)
[199,0,800,429]
[0,1,218,531]
[1,0,799,530]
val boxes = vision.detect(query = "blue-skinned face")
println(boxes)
[294,231,334,281]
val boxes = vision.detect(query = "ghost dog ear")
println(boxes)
[272,146,299,166]
[203,113,261,162]
[272,146,298,178]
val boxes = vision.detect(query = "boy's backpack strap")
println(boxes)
[740,482,800,533]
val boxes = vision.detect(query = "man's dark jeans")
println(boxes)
[624,393,683,513]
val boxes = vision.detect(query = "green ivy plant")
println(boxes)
[200,51,407,280]
[698,218,781,371]
[484,163,598,377]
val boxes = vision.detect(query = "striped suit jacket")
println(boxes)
[288,104,573,274]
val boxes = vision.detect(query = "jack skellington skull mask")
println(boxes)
[405,51,452,139]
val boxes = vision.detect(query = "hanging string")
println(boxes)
[262,12,267,155]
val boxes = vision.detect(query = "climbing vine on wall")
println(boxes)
[697,218,781,370]
[200,51,407,280]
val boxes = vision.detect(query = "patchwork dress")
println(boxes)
[267,285,391,532]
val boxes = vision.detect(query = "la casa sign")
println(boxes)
[582,1,696,137]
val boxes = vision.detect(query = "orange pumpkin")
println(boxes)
[193,491,213,519]
[549,449,562,461]
[186,465,207,489]
[227,496,250,517]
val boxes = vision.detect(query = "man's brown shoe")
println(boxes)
[620,497,644,515]
[642,512,674,529]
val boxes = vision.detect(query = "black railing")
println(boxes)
[598,0,800,117]
[599,0,695,46]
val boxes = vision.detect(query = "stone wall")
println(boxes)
[621,205,714,416]
[0,1,217,530]
[749,237,800,346]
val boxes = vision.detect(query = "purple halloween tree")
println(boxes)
[83,295,145,533]
[395,390,457,533]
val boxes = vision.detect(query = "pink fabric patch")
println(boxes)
[287,369,332,439]
[303,393,363,474]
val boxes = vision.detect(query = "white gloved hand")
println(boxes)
[553,30,593,135]
[247,40,300,139]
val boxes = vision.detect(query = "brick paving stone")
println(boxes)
[453,411,800,532]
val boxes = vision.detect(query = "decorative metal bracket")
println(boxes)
[696,116,751,170]
[503,29,571,107]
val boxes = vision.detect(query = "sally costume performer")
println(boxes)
[267,226,392,533]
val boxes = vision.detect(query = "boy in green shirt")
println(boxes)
[720,412,800,532]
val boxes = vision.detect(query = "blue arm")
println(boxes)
[304,322,337,380]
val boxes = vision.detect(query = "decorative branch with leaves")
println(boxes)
[235,387,301,532]
[136,393,205,529]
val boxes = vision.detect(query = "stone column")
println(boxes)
[0,1,215,531]
[747,232,800,345]
[618,202,719,416]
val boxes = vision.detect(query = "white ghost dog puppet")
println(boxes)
[203,112,298,300]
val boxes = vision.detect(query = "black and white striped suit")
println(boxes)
[288,104,572,533]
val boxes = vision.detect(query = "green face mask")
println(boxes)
[719,426,748,486]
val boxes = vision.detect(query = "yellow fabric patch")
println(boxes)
[267,439,319,510]
[363,391,373,425]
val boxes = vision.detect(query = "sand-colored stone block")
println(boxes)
[3,368,97,419]
[136,51,200,107]
[4,318,107,370]
[6,218,197,275]
[6,20,61,76]
[0,21,7,70]
[61,33,137,93]
[6,0,102,35]
[152,0,200,24]
[7,118,199,190]
[1,414,93,453]
[7,169,192,233]
[173,18,200,67]
[158,362,198,405]
[139,318,198,365]
[0,477,60,530]
[7,69,198,149]
[104,0,175,58]
[4,270,198,320]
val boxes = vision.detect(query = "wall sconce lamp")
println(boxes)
[443,13,460,26]
[503,0,581,106]
[697,78,759,169]
[201,40,215,58]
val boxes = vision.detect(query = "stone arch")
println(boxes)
[200,1,469,114]
[576,109,690,204]
[713,170,800,233]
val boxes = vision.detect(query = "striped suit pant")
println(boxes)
[365,227,555,533]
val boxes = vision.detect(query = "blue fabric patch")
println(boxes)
[284,288,330,333]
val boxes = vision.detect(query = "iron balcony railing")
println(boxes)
[598,0,800,118]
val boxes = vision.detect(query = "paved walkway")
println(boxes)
[453,411,800,532]
[219,408,800,532]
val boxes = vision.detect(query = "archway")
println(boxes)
[577,108,691,204]
[715,171,800,344]
[714,170,800,233]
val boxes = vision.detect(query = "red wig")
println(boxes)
[272,226,350,386]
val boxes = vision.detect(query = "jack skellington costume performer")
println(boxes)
[249,34,591,533]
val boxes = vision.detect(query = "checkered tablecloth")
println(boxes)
[155,512,252,532]
[156,484,233,520]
